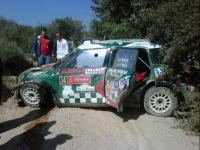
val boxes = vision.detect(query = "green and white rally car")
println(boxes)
[15,39,188,117]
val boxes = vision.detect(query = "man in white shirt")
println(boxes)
[56,32,69,62]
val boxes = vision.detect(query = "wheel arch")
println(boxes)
[17,79,58,104]
[140,80,174,105]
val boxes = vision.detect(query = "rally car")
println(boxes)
[15,39,186,117]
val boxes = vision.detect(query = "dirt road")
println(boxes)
[0,97,199,150]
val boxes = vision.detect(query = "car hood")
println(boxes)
[28,63,57,72]
[18,63,57,84]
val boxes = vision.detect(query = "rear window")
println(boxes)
[149,48,160,64]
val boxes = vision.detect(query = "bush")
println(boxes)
[148,0,200,134]
[0,38,33,76]
[185,90,200,134]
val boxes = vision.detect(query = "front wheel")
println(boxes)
[20,83,47,108]
[144,87,177,117]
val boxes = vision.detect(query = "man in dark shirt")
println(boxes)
[32,29,54,66]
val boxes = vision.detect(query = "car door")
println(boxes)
[58,48,109,105]
[105,48,138,112]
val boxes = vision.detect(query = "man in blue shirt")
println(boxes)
[32,29,54,66]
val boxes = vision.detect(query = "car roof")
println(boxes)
[78,39,161,49]
[79,38,95,45]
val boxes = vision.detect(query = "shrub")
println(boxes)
[148,0,200,134]
[0,37,33,76]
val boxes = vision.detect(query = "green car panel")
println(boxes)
[15,39,191,117]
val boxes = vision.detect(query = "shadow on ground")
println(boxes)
[81,106,146,122]
[0,106,54,134]
[0,121,73,150]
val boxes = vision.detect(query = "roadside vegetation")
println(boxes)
[0,0,199,134]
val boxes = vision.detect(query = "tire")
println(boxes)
[20,83,47,108]
[144,87,177,117]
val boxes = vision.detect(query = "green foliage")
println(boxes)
[33,25,49,37]
[0,24,34,53]
[48,17,86,43]
[0,38,33,76]
[187,90,200,134]
[0,16,16,28]
[90,0,200,133]
[148,0,200,134]
[148,0,200,85]
[0,16,87,75]
[88,18,140,39]
[0,16,86,55]
[90,0,168,38]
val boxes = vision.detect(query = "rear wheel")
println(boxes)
[144,87,177,117]
[20,83,47,108]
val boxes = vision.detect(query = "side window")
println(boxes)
[136,49,150,72]
[72,49,107,69]
[112,49,138,70]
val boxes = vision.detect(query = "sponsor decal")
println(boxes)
[108,68,128,75]
[76,84,95,92]
[62,85,75,98]
[106,76,130,95]
[60,69,85,73]
[154,67,163,77]
[116,58,129,68]
[114,78,120,89]
[109,72,122,78]
[28,71,45,77]
[85,68,105,75]
[59,76,91,84]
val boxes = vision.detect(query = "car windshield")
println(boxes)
[55,51,77,69]
[149,48,160,64]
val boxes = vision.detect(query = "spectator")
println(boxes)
[32,29,54,66]
[55,32,69,62]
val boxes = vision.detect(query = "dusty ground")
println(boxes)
[0,96,199,150]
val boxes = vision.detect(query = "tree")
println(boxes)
[0,16,16,28]
[90,0,168,38]
[148,0,200,133]
[0,24,34,53]
[0,38,32,75]
[148,0,200,80]
[48,17,86,43]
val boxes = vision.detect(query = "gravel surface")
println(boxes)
[0,97,199,150]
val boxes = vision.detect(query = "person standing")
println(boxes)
[55,32,69,62]
[32,29,54,66]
